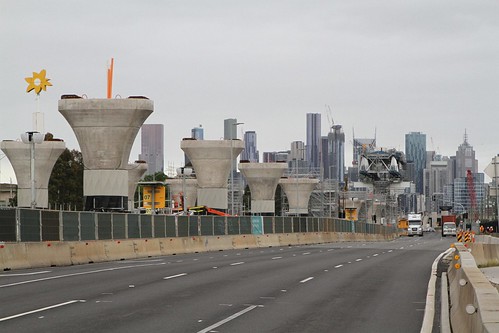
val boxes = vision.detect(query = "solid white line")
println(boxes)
[0,270,51,277]
[0,263,165,289]
[197,305,258,333]
[334,265,343,268]
[230,262,245,266]
[271,257,283,260]
[163,273,187,280]
[0,300,85,322]
[300,277,314,283]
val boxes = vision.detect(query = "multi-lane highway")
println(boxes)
[0,233,452,332]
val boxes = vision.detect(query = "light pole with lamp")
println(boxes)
[177,166,192,214]
[230,122,244,216]
[20,131,45,209]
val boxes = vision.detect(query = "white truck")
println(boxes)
[407,213,423,237]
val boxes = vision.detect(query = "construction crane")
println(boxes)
[466,169,478,222]
[325,104,334,130]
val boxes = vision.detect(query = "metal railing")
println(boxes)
[0,208,396,242]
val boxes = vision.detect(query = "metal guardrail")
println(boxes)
[0,208,395,242]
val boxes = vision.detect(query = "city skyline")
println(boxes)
[1,1,498,182]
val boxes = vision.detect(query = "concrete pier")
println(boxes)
[238,162,287,214]
[1,140,65,208]
[180,139,244,209]
[59,97,153,210]
[165,178,198,210]
[126,161,148,210]
[279,178,319,215]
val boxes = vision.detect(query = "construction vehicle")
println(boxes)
[188,206,231,216]
[397,218,408,236]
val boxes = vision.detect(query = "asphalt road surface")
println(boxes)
[0,233,452,332]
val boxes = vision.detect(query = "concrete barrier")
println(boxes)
[0,231,395,270]
[25,242,72,268]
[69,241,107,265]
[0,243,30,270]
[447,243,499,333]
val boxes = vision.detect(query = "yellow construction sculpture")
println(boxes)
[25,69,52,95]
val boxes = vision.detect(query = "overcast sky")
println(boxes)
[1,0,499,183]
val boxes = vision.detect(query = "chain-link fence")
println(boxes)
[0,208,395,242]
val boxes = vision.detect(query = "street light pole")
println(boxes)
[20,131,44,209]
[230,122,244,216]
[177,167,192,214]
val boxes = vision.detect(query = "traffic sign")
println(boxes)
[484,156,499,180]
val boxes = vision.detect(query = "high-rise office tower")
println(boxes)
[455,131,478,178]
[241,131,259,162]
[191,125,204,140]
[306,113,321,170]
[405,132,426,194]
[328,125,345,182]
[139,124,164,175]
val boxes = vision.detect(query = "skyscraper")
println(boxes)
[455,131,478,178]
[191,125,204,140]
[241,131,259,162]
[139,124,164,175]
[405,132,426,194]
[306,113,321,170]
[328,125,345,182]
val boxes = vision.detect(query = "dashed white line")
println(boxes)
[302,252,311,255]
[164,273,187,280]
[334,264,343,268]
[388,250,393,253]
[356,259,363,262]
[230,262,245,266]
[0,263,166,289]
[0,300,85,322]
[197,305,258,333]
[373,254,379,257]
[300,277,314,283]
[271,257,283,260]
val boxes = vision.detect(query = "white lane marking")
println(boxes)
[271,257,282,260]
[388,250,393,253]
[230,262,245,266]
[0,271,51,277]
[0,300,85,322]
[334,264,343,268]
[327,249,334,252]
[356,259,362,262]
[212,267,218,269]
[163,273,187,280]
[197,305,258,333]
[300,277,314,283]
[302,252,311,255]
[0,263,165,289]
[400,247,405,249]
[373,254,379,257]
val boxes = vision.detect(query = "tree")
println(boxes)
[48,149,84,210]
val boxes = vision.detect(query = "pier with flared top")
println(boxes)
[59,97,153,211]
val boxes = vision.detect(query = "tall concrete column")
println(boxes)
[59,97,153,211]
[279,178,319,215]
[238,162,287,214]
[181,139,244,209]
[1,140,65,208]
[127,161,148,210]
[165,178,198,210]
